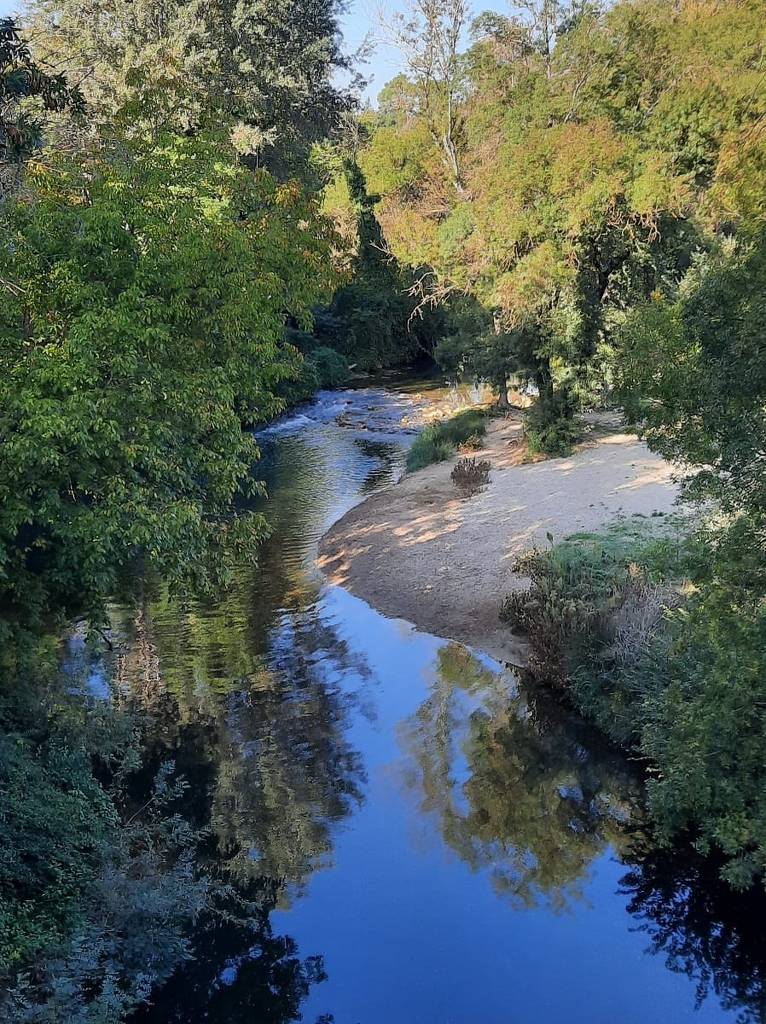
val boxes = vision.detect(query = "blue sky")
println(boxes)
[344,0,404,102]
[344,0,507,102]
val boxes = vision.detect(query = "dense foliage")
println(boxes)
[619,229,766,518]
[316,154,448,371]
[0,133,335,631]
[360,0,765,447]
[503,518,766,889]
[0,11,348,1017]
[0,17,82,195]
[26,0,354,179]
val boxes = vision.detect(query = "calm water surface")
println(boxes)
[105,383,765,1024]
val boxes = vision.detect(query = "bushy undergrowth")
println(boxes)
[502,518,695,697]
[524,388,583,458]
[279,332,351,408]
[502,516,766,888]
[406,408,487,472]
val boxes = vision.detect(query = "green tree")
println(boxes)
[0,17,82,195]
[320,157,446,370]
[27,0,354,178]
[0,132,336,632]
[359,0,764,446]
[619,230,766,516]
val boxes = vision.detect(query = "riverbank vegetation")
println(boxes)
[0,4,362,1018]
[355,0,764,452]
[502,150,766,885]
[357,0,766,888]
[405,407,487,470]
[503,514,766,889]
[1,0,765,1016]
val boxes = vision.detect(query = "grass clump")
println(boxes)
[451,457,491,497]
[406,408,487,472]
[502,517,695,697]
[502,514,766,889]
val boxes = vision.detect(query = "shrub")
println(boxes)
[502,516,766,888]
[406,408,487,472]
[277,340,350,408]
[308,346,350,389]
[501,543,628,687]
[642,589,766,890]
[458,433,484,453]
[0,735,117,969]
[524,387,582,458]
[451,457,491,497]
[501,518,695,720]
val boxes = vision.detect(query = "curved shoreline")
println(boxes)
[318,414,682,667]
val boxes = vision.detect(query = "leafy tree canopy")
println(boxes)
[0,17,82,194]
[360,0,765,428]
[26,0,356,179]
[0,132,336,632]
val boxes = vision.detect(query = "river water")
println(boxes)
[104,383,764,1024]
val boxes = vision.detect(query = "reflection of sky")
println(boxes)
[272,584,738,1024]
[62,630,112,700]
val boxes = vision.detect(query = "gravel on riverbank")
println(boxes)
[318,413,683,667]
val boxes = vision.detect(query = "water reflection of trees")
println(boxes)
[130,899,328,1024]
[110,582,369,1023]
[401,644,640,911]
[115,596,367,896]
[210,611,366,891]
[622,843,766,1024]
[110,417,409,1022]
[354,437,402,495]
[404,644,766,1016]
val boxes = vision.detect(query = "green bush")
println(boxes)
[502,516,766,888]
[0,735,117,968]
[524,387,582,458]
[406,408,487,472]
[0,668,221,1021]
[308,345,350,389]
[642,588,766,889]
[501,519,691,687]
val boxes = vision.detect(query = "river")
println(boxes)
[94,382,765,1023]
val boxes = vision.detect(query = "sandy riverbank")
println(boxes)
[318,413,683,666]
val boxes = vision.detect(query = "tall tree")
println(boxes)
[360,0,764,445]
[619,229,766,518]
[379,0,470,191]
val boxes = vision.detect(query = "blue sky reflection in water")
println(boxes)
[269,586,751,1024]
[122,385,764,1024]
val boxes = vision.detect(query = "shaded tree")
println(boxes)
[0,17,82,195]
[27,0,355,178]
